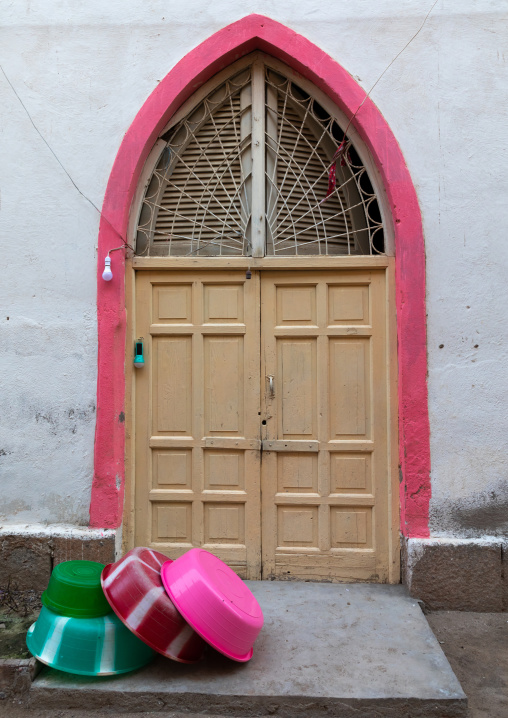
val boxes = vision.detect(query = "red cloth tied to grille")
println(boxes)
[322,140,348,203]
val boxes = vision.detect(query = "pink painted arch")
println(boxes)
[90,14,431,538]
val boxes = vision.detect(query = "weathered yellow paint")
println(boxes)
[260,270,392,582]
[134,270,261,579]
[132,266,397,582]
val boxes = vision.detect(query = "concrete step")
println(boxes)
[29,582,467,718]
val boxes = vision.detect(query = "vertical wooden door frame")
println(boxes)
[90,15,431,543]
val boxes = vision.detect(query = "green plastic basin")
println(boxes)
[26,605,155,676]
[42,561,111,618]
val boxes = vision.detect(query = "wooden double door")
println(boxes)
[133,265,397,582]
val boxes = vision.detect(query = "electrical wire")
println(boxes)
[0,63,131,250]
[341,0,440,141]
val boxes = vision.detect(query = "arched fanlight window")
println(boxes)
[135,57,385,257]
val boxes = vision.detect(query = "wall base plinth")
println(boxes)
[403,537,508,612]
[0,525,116,592]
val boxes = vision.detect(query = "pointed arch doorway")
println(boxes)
[128,53,398,582]
[91,15,431,586]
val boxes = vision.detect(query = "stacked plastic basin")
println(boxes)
[27,547,264,676]
[100,547,206,663]
[160,548,264,662]
[26,561,155,675]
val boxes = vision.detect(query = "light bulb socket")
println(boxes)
[102,256,113,281]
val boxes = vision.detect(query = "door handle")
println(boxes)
[267,375,275,399]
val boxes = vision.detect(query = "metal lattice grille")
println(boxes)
[136,62,384,257]
[268,94,351,253]
[265,70,382,255]
[136,69,252,256]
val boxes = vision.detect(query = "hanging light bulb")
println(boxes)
[101,244,132,281]
[102,256,113,281]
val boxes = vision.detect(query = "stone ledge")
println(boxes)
[0,525,116,591]
[29,689,468,717]
[30,582,467,718]
[502,541,508,612]
[403,538,506,612]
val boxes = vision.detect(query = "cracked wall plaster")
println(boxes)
[1,1,507,532]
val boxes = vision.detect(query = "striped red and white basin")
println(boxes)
[101,547,205,663]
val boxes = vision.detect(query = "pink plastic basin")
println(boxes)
[101,547,205,663]
[161,549,263,662]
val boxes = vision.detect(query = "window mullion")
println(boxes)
[250,61,266,257]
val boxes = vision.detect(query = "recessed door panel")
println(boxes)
[279,339,317,438]
[329,339,370,438]
[153,337,192,435]
[204,336,244,435]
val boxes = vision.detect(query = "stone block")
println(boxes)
[51,535,115,568]
[404,539,504,612]
[0,536,51,592]
[0,528,116,593]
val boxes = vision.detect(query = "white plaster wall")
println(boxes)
[1,1,507,534]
